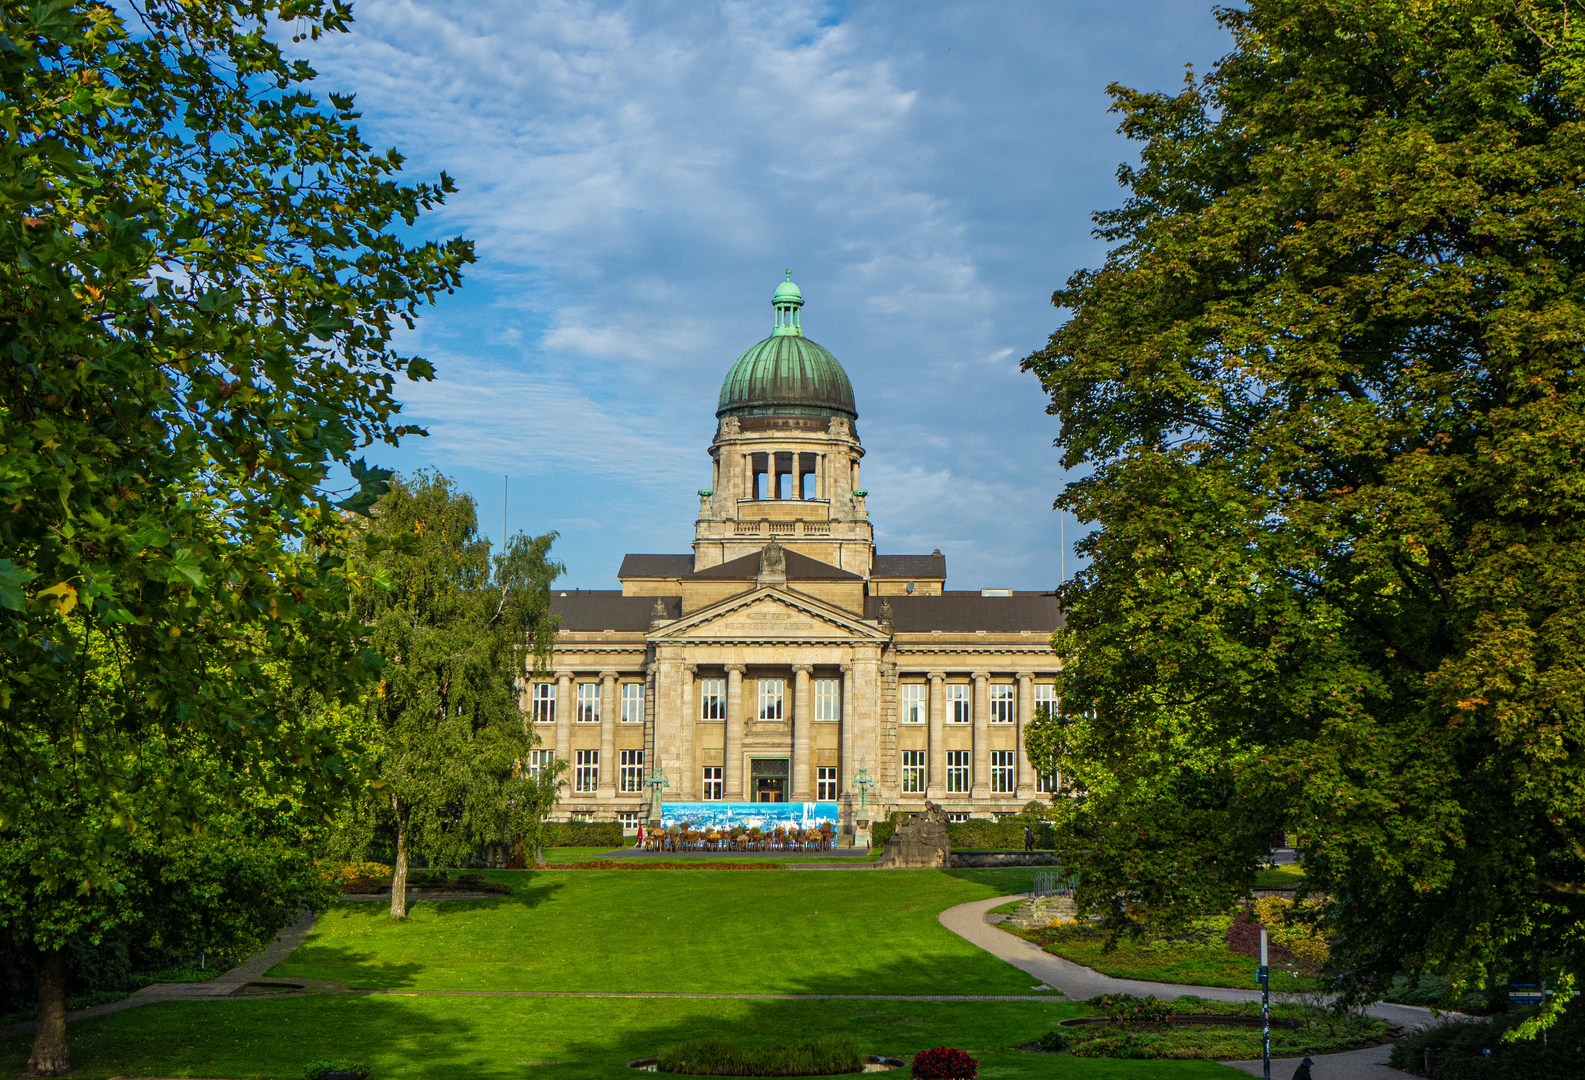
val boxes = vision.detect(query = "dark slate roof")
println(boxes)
[688,549,863,582]
[551,591,680,631]
[618,553,695,579]
[867,591,1063,632]
[871,552,946,580]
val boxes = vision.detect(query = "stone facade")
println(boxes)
[531,278,1062,833]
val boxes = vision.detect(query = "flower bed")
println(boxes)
[909,1046,977,1078]
[1023,995,1384,1061]
[655,1036,863,1075]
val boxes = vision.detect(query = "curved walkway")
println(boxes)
[0,911,323,1039]
[940,895,1435,1080]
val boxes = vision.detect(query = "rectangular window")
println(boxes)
[814,678,841,721]
[817,766,838,801]
[619,748,644,792]
[700,678,726,720]
[946,750,970,793]
[702,766,723,801]
[527,749,555,779]
[531,683,555,723]
[574,749,599,792]
[616,811,641,830]
[1034,683,1059,720]
[948,684,971,724]
[569,811,595,823]
[577,683,601,723]
[621,683,645,723]
[758,678,784,721]
[901,750,926,793]
[946,812,971,823]
[1036,770,1061,794]
[900,684,927,724]
[990,749,1015,793]
[990,684,1016,724]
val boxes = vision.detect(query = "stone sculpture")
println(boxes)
[876,800,951,868]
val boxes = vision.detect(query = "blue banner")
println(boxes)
[656,802,840,831]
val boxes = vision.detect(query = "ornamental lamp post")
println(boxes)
[852,768,874,814]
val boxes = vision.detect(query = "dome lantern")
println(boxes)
[771,269,803,337]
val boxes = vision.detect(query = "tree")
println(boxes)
[1023,0,1585,1015]
[346,472,563,920]
[0,1,470,1071]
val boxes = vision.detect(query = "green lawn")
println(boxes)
[0,995,1231,1080]
[1252,864,1304,889]
[1008,917,1317,992]
[276,868,1039,995]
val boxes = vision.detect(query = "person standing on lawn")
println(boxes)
[1023,825,1034,852]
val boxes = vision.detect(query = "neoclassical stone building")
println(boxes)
[533,276,1061,834]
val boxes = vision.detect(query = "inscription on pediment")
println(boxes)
[689,599,844,638]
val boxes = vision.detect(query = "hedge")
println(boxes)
[540,820,625,848]
[869,813,1055,852]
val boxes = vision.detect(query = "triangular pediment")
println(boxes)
[651,587,887,642]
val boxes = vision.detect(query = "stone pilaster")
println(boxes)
[725,664,745,800]
[555,673,572,774]
[598,671,618,800]
[679,663,696,799]
[839,662,854,818]
[971,671,990,800]
[792,664,813,799]
[1016,673,1037,800]
[926,671,945,800]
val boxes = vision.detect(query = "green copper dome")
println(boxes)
[716,275,857,421]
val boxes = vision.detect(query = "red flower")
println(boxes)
[910,1046,978,1079]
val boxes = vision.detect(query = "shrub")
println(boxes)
[538,820,625,848]
[657,1036,863,1076]
[1388,1005,1585,1080]
[303,1060,370,1080]
[945,818,1055,850]
[1036,1029,1071,1051]
[910,1046,978,1078]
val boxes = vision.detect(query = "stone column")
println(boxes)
[792,664,813,800]
[926,671,946,800]
[725,664,745,800]
[971,671,990,800]
[555,673,572,773]
[679,663,696,800]
[598,671,618,800]
[1016,673,1037,799]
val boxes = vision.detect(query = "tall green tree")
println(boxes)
[0,1,469,1071]
[1024,0,1585,1015]
[347,472,563,920]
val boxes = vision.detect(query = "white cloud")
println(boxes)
[290,0,1232,587]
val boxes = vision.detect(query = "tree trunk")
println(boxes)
[27,946,69,1076]
[391,796,408,921]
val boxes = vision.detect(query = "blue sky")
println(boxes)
[300,1,1232,590]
